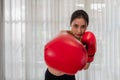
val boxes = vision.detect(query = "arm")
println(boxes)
[83,63,90,70]
[81,31,97,69]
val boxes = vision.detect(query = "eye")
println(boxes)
[81,25,86,29]
[73,24,79,28]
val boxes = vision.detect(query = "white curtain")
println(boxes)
[0,0,4,80]
[3,0,120,80]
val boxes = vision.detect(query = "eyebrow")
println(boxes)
[74,24,79,26]
[73,23,86,27]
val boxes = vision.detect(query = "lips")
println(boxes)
[74,34,81,38]
[76,34,81,36]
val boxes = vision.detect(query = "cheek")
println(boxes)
[71,27,76,32]
[82,29,86,33]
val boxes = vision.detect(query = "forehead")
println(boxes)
[72,18,86,25]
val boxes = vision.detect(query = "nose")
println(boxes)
[77,27,82,34]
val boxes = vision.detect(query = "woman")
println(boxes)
[45,9,90,80]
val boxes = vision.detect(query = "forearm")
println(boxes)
[83,63,90,70]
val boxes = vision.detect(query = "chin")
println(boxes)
[75,36,80,39]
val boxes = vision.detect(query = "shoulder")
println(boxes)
[60,30,69,32]
[60,30,71,34]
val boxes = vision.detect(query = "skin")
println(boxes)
[70,18,90,70]
[48,18,90,76]
[70,18,87,39]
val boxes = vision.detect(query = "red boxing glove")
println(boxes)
[44,31,88,75]
[81,31,97,63]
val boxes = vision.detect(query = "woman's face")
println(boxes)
[70,18,87,39]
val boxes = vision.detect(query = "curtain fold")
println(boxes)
[0,0,4,80]
[4,0,120,80]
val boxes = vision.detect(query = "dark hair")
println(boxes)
[70,10,89,25]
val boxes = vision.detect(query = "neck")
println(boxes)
[67,30,81,40]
